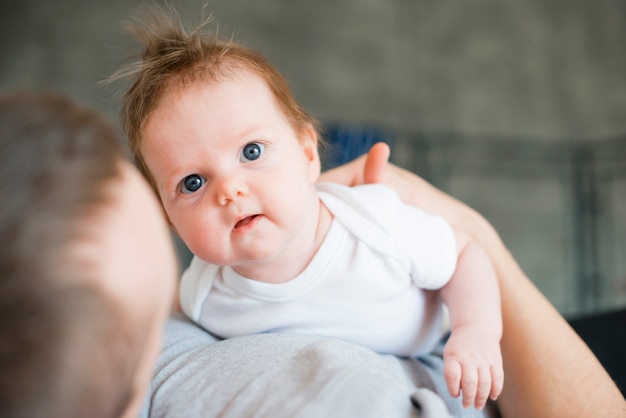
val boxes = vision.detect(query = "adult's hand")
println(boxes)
[319,142,390,187]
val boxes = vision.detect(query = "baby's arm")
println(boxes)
[440,230,503,410]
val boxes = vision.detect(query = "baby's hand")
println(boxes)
[443,326,503,410]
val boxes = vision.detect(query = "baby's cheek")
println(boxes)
[195,235,230,265]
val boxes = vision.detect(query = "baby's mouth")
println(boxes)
[234,214,260,230]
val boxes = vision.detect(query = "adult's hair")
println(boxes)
[0,91,141,418]
[107,3,320,193]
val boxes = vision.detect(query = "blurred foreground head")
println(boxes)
[0,91,177,418]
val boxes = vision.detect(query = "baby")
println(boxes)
[113,6,503,411]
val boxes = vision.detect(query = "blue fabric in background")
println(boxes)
[322,123,393,170]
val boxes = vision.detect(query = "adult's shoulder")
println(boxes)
[140,314,484,418]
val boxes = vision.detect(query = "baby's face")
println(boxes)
[142,72,323,283]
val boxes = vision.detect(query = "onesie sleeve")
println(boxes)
[394,201,458,290]
[316,182,457,290]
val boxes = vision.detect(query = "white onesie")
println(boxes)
[180,182,457,357]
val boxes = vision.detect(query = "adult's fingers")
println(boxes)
[363,142,390,184]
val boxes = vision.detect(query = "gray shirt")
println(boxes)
[140,314,491,418]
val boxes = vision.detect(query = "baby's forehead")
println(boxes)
[159,68,282,117]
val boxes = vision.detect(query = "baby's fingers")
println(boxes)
[443,358,462,398]
[490,363,504,401]
[473,366,493,410]
[460,366,478,408]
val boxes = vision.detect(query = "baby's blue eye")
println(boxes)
[241,142,265,162]
[180,174,205,194]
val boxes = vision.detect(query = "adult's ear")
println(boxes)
[300,123,321,182]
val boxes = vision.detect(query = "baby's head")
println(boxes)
[113,4,321,196]
[112,5,328,278]
[0,91,177,417]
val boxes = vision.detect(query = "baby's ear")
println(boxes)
[300,123,321,182]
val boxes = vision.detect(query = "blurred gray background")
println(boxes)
[1,0,624,317]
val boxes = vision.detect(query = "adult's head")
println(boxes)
[109,4,320,196]
[0,91,177,418]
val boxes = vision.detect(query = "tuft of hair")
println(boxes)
[105,3,321,193]
[0,91,142,418]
